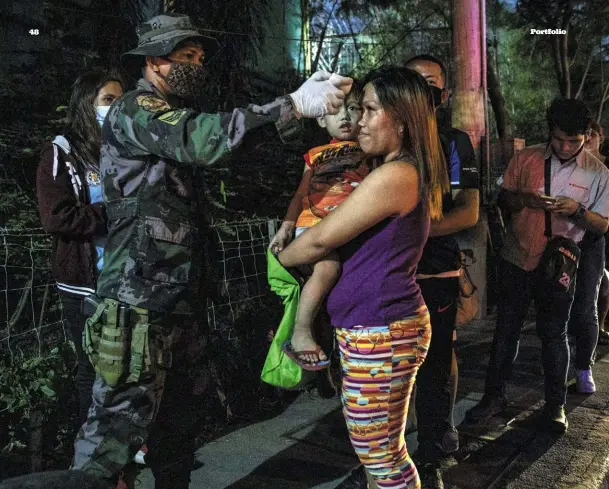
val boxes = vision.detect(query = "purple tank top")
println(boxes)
[327,200,429,328]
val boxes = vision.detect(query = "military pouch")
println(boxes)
[82,294,107,319]
[84,298,132,387]
[83,296,107,372]
[98,300,131,387]
[126,307,151,383]
[126,311,174,383]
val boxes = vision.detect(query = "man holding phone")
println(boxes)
[466,98,609,432]
[540,194,557,204]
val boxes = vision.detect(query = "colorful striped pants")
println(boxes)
[336,307,431,489]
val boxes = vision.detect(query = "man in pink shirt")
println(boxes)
[466,99,609,433]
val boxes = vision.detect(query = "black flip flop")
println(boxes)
[282,341,330,371]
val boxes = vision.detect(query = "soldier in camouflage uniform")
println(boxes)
[71,13,353,489]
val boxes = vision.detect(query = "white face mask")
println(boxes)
[95,106,111,126]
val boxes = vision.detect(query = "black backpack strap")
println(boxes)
[544,156,552,238]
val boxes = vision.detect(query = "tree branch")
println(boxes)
[8,281,32,333]
[575,50,594,100]
[569,17,591,69]
[429,0,450,25]
[527,33,538,67]
[597,77,609,122]
[487,44,513,140]
[370,5,393,63]
[377,12,436,64]
[560,6,572,98]
[551,34,564,91]
[330,42,344,72]
[345,14,363,63]
[311,0,340,73]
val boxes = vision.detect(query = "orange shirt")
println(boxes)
[296,140,370,228]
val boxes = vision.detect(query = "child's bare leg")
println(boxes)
[292,251,340,364]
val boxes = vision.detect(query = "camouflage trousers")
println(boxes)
[72,305,209,489]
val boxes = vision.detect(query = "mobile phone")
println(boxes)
[540,194,558,203]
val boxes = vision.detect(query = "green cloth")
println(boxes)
[261,250,314,389]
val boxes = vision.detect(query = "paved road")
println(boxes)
[189,315,609,489]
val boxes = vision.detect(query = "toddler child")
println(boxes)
[270,82,372,369]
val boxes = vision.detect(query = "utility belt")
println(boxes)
[82,295,174,387]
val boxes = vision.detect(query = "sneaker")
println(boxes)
[439,426,459,454]
[413,439,457,469]
[418,464,445,489]
[576,369,596,394]
[133,443,148,464]
[543,405,568,433]
[465,394,507,423]
[335,465,367,489]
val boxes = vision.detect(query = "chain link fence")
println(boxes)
[0,219,280,357]
[0,219,287,477]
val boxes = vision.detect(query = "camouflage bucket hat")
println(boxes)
[121,14,218,69]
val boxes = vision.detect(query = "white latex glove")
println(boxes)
[329,73,353,96]
[289,71,354,118]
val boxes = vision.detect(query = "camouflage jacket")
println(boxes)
[96,78,300,314]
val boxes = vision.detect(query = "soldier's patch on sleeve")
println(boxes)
[136,95,172,113]
[157,110,187,125]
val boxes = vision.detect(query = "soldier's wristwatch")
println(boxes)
[571,203,587,221]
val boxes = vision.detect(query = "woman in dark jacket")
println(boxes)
[36,70,125,424]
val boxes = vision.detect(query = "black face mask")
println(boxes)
[158,61,206,99]
[429,85,444,108]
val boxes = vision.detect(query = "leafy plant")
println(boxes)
[0,343,75,454]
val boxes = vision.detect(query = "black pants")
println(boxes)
[485,257,574,407]
[60,293,97,426]
[415,277,459,459]
[568,234,605,369]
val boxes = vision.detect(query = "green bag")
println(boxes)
[261,250,315,389]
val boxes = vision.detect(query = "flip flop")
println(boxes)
[282,341,330,371]
[599,330,609,345]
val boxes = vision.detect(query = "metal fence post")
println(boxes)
[267,219,277,243]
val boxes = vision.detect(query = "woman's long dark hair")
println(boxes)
[364,66,450,220]
[64,70,125,170]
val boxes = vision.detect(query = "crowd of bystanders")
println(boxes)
[1,11,608,489]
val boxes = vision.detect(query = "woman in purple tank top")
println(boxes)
[278,66,449,489]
